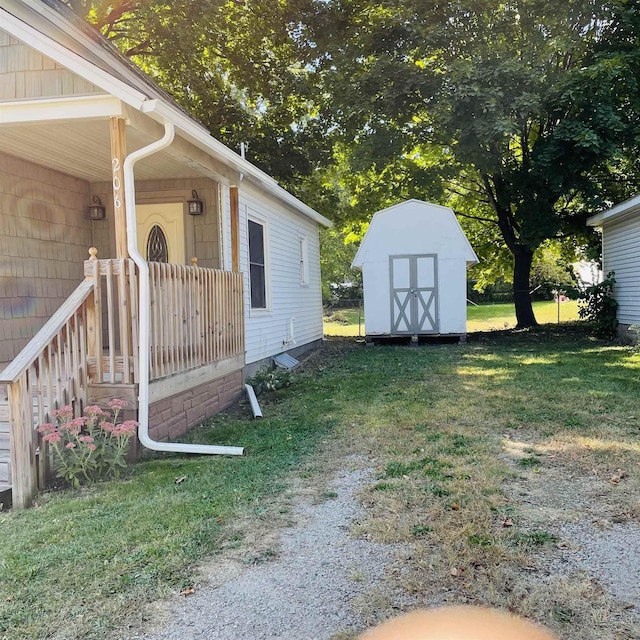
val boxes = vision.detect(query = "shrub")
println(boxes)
[37,400,138,488]
[578,271,618,338]
[325,310,349,324]
[246,367,291,396]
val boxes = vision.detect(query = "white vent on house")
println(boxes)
[274,353,299,370]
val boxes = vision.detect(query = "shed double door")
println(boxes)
[390,254,438,334]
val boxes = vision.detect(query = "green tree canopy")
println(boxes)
[63,0,329,185]
[303,0,640,326]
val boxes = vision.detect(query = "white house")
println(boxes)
[0,0,330,506]
[352,200,478,342]
[234,183,328,371]
[587,195,640,337]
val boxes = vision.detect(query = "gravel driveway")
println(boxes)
[132,459,403,640]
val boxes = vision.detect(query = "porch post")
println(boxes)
[8,374,37,509]
[230,186,240,272]
[109,117,128,259]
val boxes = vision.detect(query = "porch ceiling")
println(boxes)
[0,118,203,183]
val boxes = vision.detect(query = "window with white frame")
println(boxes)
[248,219,267,309]
[299,234,309,285]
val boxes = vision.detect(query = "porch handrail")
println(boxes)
[3,251,245,508]
[1,276,95,510]
[0,279,94,384]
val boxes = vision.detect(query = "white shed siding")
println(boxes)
[362,261,391,334]
[438,259,468,334]
[603,216,640,325]
[239,183,324,364]
[354,200,477,337]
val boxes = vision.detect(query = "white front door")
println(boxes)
[136,203,186,264]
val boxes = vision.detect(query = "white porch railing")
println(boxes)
[1,249,244,508]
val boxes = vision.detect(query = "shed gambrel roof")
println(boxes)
[352,199,478,268]
[0,0,331,228]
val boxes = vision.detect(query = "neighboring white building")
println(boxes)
[587,196,640,336]
[352,200,478,341]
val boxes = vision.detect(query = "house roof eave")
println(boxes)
[3,0,332,229]
[1,5,148,109]
[0,94,125,124]
[587,193,640,228]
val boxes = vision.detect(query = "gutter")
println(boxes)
[124,120,244,456]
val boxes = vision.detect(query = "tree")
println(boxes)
[62,0,329,186]
[304,0,640,326]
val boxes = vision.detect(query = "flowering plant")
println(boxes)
[37,400,138,488]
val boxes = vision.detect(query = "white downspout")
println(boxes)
[124,120,244,456]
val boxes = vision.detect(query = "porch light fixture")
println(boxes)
[87,195,106,220]
[187,190,204,215]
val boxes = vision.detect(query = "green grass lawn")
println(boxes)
[323,306,364,336]
[324,300,581,335]
[0,395,338,639]
[467,299,580,331]
[1,326,638,639]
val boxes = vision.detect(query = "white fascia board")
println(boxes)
[587,194,640,227]
[351,243,366,269]
[0,94,124,124]
[143,100,333,228]
[0,8,147,109]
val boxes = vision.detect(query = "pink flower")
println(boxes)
[119,420,138,436]
[62,417,86,436]
[42,431,61,443]
[65,442,76,449]
[100,421,115,433]
[37,423,56,435]
[108,399,127,410]
[51,406,73,420]
[87,443,97,451]
[78,435,94,443]
[84,405,107,418]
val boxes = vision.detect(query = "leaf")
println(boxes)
[450,502,461,511]
[180,586,196,596]
[502,517,513,527]
[609,469,627,484]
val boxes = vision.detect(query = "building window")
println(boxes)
[299,235,309,284]
[248,219,267,309]
[147,225,169,263]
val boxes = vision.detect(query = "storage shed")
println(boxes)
[352,200,478,341]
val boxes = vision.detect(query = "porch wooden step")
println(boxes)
[0,451,11,485]
[0,401,48,424]
[0,421,8,450]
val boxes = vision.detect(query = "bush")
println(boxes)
[578,271,618,338]
[246,367,292,396]
[37,400,138,488]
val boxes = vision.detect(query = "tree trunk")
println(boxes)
[513,245,538,328]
